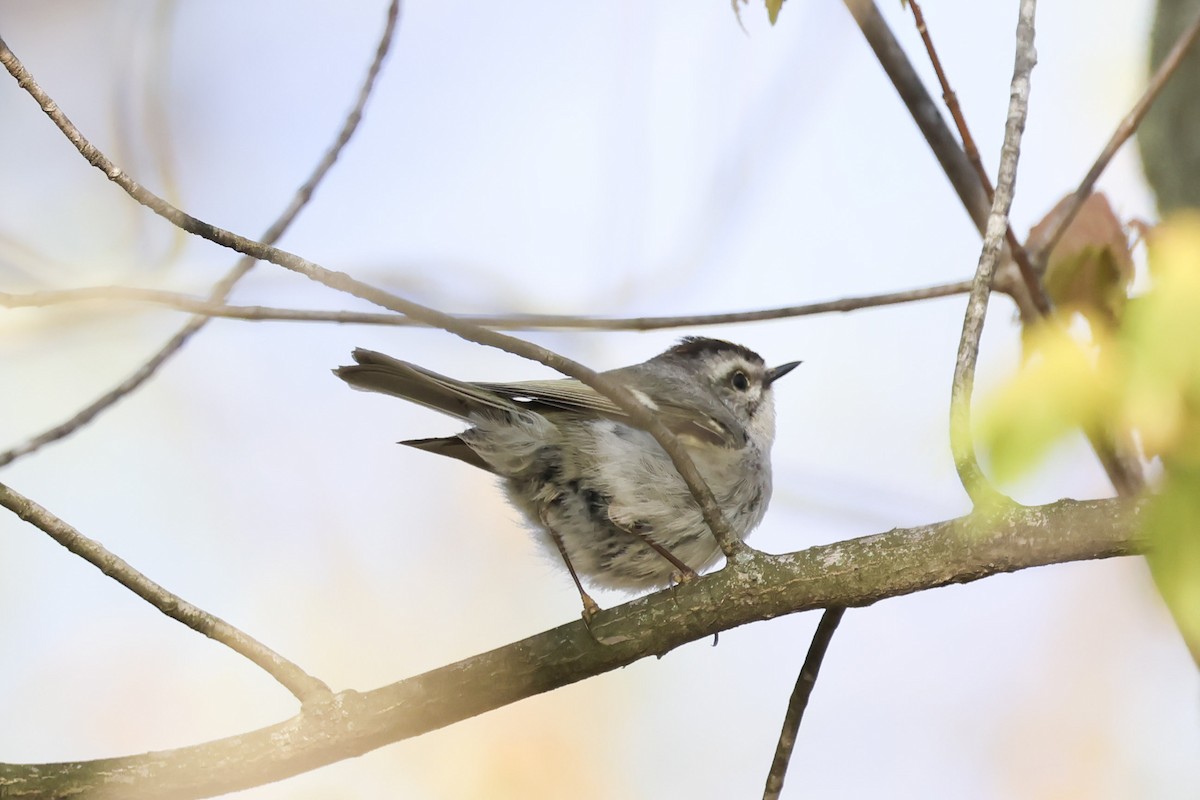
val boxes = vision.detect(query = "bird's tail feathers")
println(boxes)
[333,348,526,422]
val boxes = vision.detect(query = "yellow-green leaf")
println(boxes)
[980,322,1116,482]
[1144,466,1200,662]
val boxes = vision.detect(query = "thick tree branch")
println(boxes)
[0,0,399,469]
[0,497,1143,800]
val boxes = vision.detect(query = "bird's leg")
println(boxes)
[540,509,602,623]
[617,520,698,583]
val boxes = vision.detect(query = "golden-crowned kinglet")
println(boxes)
[335,337,799,617]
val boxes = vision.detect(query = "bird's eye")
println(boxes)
[730,370,750,391]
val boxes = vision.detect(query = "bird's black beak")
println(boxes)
[766,361,802,386]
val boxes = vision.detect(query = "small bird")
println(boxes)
[334,337,799,618]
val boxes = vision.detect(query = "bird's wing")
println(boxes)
[477,379,738,447]
[475,379,625,415]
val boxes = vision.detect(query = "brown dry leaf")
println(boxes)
[1027,193,1135,330]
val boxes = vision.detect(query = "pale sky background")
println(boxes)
[1,1,1197,798]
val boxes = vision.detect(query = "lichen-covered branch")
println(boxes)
[0,498,1143,800]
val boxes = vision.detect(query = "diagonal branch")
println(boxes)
[840,0,1046,322]
[0,33,744,560]
[0,0,400,469]
[0,481,329,703]
[949,0,1037,505]
[904,0,1051,317]
[1028,5,1200,269]
[846,0,1146,503]
[841,0,991,235]
[0,497,1143,800]
[0,279,975,330]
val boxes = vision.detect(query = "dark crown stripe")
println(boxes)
[663,336,764,365]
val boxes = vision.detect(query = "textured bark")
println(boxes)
[0,497,1143,800]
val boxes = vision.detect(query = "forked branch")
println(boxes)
[0,498,1143,800]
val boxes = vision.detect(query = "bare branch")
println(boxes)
[840,0,1044,323]
[1028,5,1200,268]
[904,0,1051,317]
[0,0,400,469]
[0,316,213,468]
[0,279,975,330]
[841,0,990,235]
[767,5,1043,783]
[904,0,988,200]
[0,497,1144,800]
[0,481,330,703]
[0,34,743,560]
[762,606,845,800]
[875,0,1140,496]
[950,0,1037,506]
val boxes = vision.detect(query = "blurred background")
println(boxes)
[1,1,1196,797]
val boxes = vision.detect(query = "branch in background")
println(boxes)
[949,0,1037,505]
[0,0,400,469]
[840,0,1047,321]
[0,33,743,561]
[841,0,991,235]
[905,0,1050,317]
[905,0,988,197]
[904,1,1147,497]
[1028,5,1200,268]
[762,606,846,800]
[1046,3,1200,498]
[763,3,1048,792]
[0,481,329,703]
[0,279,976,330]
[842,0,1142,494]
[0,497,1144,800]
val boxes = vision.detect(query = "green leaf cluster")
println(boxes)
[982,213,1200,658]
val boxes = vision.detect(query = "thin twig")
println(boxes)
[841,0,1043,324]
[1028,5,1200,269]
[0,0,398,701]
[0,0,400,469]
[905,0,1050,317]
[762,607,845,800]
[0,33,743,561]
[949,0,1037,505]
[751,8,993,789]
[903,1,1141,496]
[841,0,991,236]
[904,0,988,196]
[0,279,976,330]
[0,481,330,703]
